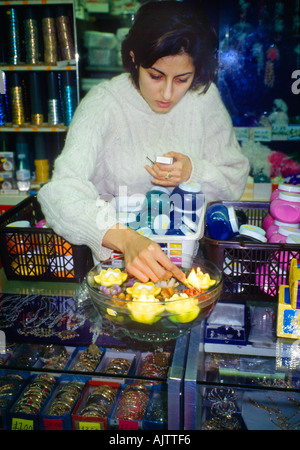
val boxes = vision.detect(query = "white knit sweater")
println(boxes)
[38,73,249,260]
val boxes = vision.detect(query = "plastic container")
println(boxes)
[171,182,204,213]
[266,219,299,240]
[205,203,239,240]
[153,214,170,235]
[262,214,275,231]
[268,226,300,243]
[142,187,171,214]
[203,201,300,299]
[116,212,140,230]
[270,183,300,201]
[83,31,117,49]
[139,187,171,232]
[239,224,266,236]
[287,234,300,244]
[234,225,267,243]
[167,207,199,236]
[0,195,94,282]
[270,192,300,223]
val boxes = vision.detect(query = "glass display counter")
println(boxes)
[0,269,189,430]
[184,299,300,430]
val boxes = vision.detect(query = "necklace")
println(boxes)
[249,396,300,430]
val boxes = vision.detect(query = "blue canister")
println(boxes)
[171,182,204,213]
[142,186,171,214]
[167,206,199,235]
[139,186,171,231]
[206,204,239,240]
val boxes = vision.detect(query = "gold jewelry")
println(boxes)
[249,396,300,430]
[165,171,171,179]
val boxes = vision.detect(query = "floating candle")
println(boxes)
[126,282,161,298]
[185,267,216,290]
[94,268,128,287]
[127,294,165,324]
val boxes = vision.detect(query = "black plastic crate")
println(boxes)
[0,195,93,283]
[203,201,300,300]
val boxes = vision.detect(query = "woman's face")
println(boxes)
[137,52,195,114]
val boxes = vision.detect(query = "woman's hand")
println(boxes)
[102,225,186,283]
[145,151,192,187]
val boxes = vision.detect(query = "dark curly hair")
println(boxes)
[121,1,218,92]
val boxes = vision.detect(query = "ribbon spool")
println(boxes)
[24,8,40,64]
[42,7,58,65]
[55,6,75,61]
[10,73,25,125]
[7,8,21,65]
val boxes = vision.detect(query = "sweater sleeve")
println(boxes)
[37,85,117,261]
[188,84,250,203]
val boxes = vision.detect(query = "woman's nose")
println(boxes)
[161,79,172,100]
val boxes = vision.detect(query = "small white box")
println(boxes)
[156,156,173,165]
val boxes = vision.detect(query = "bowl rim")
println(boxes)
[86,255,223,308]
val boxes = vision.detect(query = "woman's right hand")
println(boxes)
[102,225,186,283]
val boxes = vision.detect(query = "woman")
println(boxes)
[38,1,249,283]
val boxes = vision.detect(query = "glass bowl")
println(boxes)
[86,256,223,342]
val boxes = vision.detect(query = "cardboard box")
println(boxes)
[277,285,300,339]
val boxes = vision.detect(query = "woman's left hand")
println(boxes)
[145,151,192,187]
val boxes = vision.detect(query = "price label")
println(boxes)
[78,421,103,430]
[234,127,249,141]
[119,420,139,430]
[288,125,300,140]
[43,418,63,430]
[251,127,272,141]
[11,418,34,430]
[272,125,289,140]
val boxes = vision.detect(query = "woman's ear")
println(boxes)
[129,51,135,64]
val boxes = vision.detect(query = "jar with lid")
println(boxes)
[270,183,300,201]
[270,192,300,223]
[205,204,239,240]
[266,219,299,240]
[262,214,275,231]
[139,186,171,231]
[268,226,300,243]
[286,234,300,244]
[167,206,199,235]
[171,182,204,213]
[233,225,267,243]
[117,212,140,230]
[142,186,171,215]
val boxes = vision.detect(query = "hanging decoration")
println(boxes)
[252,42,264,74]
[293,0,300,37]
[274,0,284,41]
[264,45,279,88]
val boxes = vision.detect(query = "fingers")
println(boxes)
[144,163,179,186]
[153,248,186,283]
[125,241,186,283]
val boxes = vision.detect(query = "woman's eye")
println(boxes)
[150,74,162,80]
[176,78,188,83]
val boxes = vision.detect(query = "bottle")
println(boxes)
[16,138,31,193]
